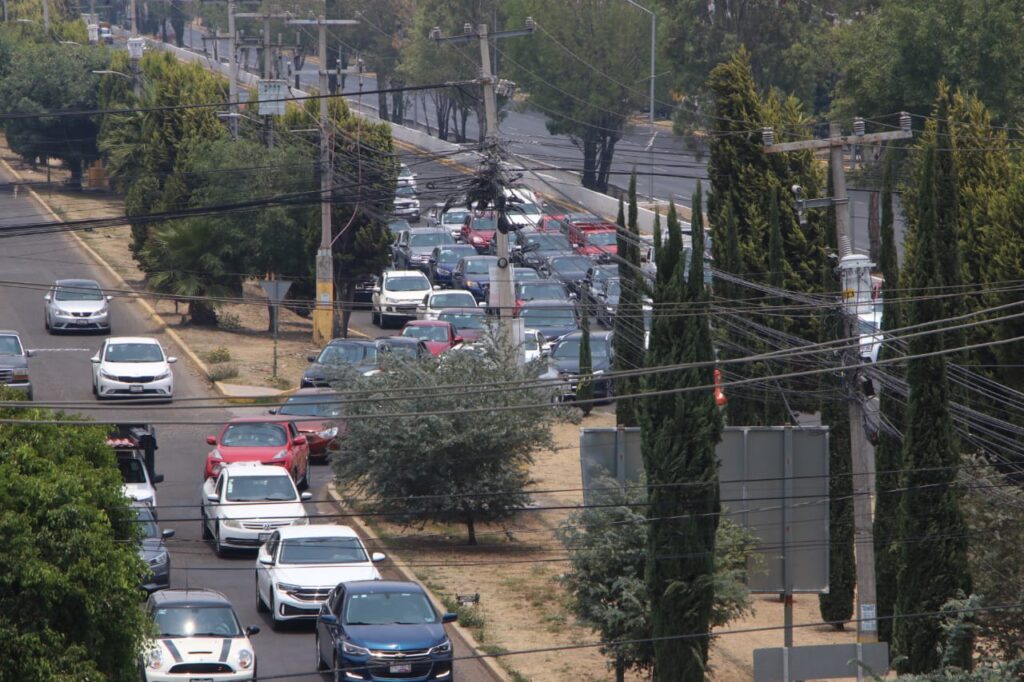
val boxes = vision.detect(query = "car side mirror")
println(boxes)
[258,555,274,566]
[245,625,260,636]
[90,355,99,363]
[294,435,307,445]
[43,293,51,301]
[206,436,217,445]
[372,287,381,294]
[569,292,578,299]
[206,493,220,503]
[442,612,458,624]
[371,552,387,563]
[453,336,463,345]
[106,295,113,301]
[167,357,177,364]
[300,492,313,501]
[152,474,164,485]
[319,614,338,626]
[433,285,442,290]
[268,408,278,414]
[162,529,175,539]
[25,349,35,358]
[478,301,488,308]
[307,354,317,362]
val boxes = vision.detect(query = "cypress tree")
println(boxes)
[818,372,855,626]
[767,186,785,292]
[874,150,905,645]
[641,187,723,681]
[614,173,645,426]
[891,144,973,674]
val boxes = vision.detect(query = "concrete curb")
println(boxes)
[326,483,511,682]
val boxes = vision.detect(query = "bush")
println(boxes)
[207,363,239,382]
[202,347,232,363]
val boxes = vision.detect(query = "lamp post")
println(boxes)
[623,0,656,202]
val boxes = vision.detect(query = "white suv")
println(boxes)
[201,463,311,556]
[371,270,432,329]
[255,524,385,627]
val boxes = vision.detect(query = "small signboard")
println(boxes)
[257,80,287,116]
[259,279,292,305]
[128,37,145,61]
[753,642,889,682]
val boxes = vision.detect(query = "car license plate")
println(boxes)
[390,664,412,674]
[129,384,144,393]
[74,320,88,326]
[190,678,214,682]
[258,533,271,542]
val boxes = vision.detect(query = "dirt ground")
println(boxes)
[9,144,860,680]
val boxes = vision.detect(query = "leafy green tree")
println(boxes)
[892,143,973,674]
[0,392,150,682]
[558,479,757,682]
[613,174,646,426]
[335,336,562,544]
[0,42,110,184]
[503,0,647,191]
[640,191,723,681]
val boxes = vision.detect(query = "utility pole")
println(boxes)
[288,15,358,345]
[42,0,48,32]
[129,0,136,35]
[763,113,912,646]
[623,0,656,201]
[127,36,144,98]
[235,11,291,149]
[431,20,534,355]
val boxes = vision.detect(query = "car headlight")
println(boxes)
[221,519,243,529]
[276,582,302,593]
[148,550,169,567]
[436,267,450,275]
[146,648,164,670]
[99,369,118,380]
[592,370,605,375]
[154,370,171,381]
[292,517,309,525]
[210,448,223,461]
[12,368,29,381]
[319,427,338,439]
[342,641,371,657]
[429,639,452,656]
[238,648,254,670]
[471,236,482,244]
[271,449,288,461]
[465,280,477,288]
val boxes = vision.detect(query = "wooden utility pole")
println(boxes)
[235,11,291,149]
[288,16,358,345]
[764,114,912,645]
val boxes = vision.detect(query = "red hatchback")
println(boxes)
[401,320,462,356]
[204,417,310,488]
[460,211,498,253]
[571,228,619,261]
[269,388,344,463]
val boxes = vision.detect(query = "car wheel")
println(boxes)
[269,592,281,631]
[214,525,227,557]
[256,579,268,613]
[298,465,310,491]
[26,387,33,401]
[371,308,380,326]
[201,508,212,539]
[44,314,50,333]
[250,661,257,681]
[333,652,342,682]
[315,632,326,671]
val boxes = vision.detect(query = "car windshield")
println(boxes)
[318,343,376,366]
[225,475,297,502]
[385,276,430,292]
[381,341,419,358]
[0,335,23,355]
[345,592,437,626]
[221,423,288,447]
[526,234,569,250]
[437,247,475,266]
[524,335,540,351]
[514,202,541,215]
[551,256,591,271]
[464,258,496,275]
[280,536,368,564]
[470,217,496,230]
[388,220,411,233]
[442,211,469,225]
[554,337,611,359]
[606,280,622,298]
[410,232,449,247]
[279,395,343,418]
[153,606,242,638]
[118,457,148,484]
[514,269,539,280]
[587,232,618,246]
[403,325,450,342]
[104,342,163,363]
[396,185,416,198]
[518,283,568,301]
[430,292,475,308]
[439,311,485,330]
[521,307,577,327]
[134,505,159,538]
[54,283,103,301]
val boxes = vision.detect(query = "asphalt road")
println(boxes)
[0,167,498,681]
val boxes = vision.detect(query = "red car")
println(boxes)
[204,417,310,487]
[269,387,344,463]
[400,320,462,356]
[571,227,619,261]
[460,211,497,253]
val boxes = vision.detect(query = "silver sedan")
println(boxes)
[44,278,112,333]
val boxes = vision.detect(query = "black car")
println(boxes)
[518,300,581,342]
[375,335,432,361]
[134,502,174,594]
[301,340,381,387]
[315,580,456,681]
[540,329,614,400]
[538,254,593,295]
[512,232,573,270]
[393,228,454,271]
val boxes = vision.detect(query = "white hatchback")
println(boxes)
[91,336,175,399]
[416,289,478,320]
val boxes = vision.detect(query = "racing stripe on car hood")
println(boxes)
[219,638,232,662]
[163,640,183,663]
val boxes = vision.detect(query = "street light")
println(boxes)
[622,0,656,201]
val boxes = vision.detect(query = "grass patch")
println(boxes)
[217,312,243,331]
[207,363,239,382]
[202,346,232,363]
[269,376,292,390]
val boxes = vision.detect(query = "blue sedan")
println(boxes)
[315,580,457,682]
[429,245,477,288]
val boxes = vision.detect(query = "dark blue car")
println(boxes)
[315,580,457,682]
[452,255,499,302]
[429,245,477,288]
